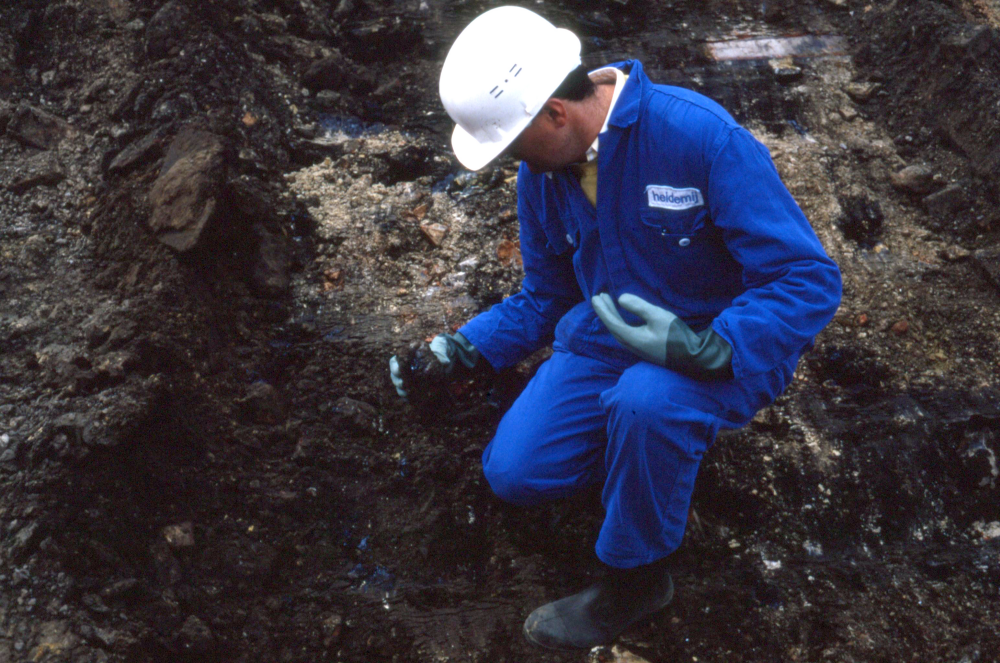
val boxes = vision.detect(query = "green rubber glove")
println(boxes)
[389,332,480,398]
[591,293,733,381]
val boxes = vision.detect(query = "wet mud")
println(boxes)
[1,1,999,662]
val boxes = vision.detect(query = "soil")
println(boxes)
[1,1,999,662]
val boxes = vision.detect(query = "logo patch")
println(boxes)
[645,185,704,211]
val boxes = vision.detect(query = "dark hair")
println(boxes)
[550,64,596,101]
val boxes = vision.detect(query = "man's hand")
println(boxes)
[591,293,734,380]
[389,332,480,399]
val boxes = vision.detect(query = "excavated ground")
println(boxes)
[1,1,999,662]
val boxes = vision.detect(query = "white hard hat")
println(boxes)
[439,6,582,171]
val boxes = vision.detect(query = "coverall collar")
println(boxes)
[603,59,646,129]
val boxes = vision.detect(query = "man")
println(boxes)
[390,6,842,651]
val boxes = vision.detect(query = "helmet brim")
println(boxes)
[450,115,532,172]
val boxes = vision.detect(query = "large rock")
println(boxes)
[148,128,226,252]
[6,104,69,149]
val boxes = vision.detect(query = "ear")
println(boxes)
[539,99,569,128]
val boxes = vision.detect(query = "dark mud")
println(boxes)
[1,1,999,662]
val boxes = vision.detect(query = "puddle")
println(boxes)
[705,34,848,61]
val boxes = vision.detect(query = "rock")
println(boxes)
[939,244,970,262]
[146,1,191,59]
[162,522,196,549]
[769,58,802,84]
[838,105,858,122]
[420,221,449,246]
[29,622,78,662]
[844,81,879,103]
[922,184,968,216]
[302,51,350,91]
[239,382,286,425]
[302,51,375,92]
[838,195,884,247]
[7,522,40,562]
[315,90,341,107]
[7,151,64,193]
[101,578,141,600]
[960,431,998,490]
[321,613,343,646]
[148,128,226,252]
[890,164,939,195]
[497,239,523,267]
[588,645,653,663]
[891,320,909,335]
[6,104,69,149]
[330,397,378,432]
[0,102,12,133]
[250,226,290,297]
[19,234,52,264]
[942,25,998,61]
[82,593,111,614]
[174,615,215,655]
[51,412,101,447]
[972,248,1000,290]
[107,127,169,175]
[150,541,182,586]
[94,351,138,382]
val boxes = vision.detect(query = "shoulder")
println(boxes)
[641,85,741,156]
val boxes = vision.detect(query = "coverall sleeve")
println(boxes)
[458,184,582,371]
[707,128,842,379]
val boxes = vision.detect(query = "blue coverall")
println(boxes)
[459,61,842,568]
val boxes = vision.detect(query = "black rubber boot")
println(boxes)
[522,560,674,650]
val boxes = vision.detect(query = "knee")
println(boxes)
[482,449,540,506]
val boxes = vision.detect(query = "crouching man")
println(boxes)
[390,6,842,651]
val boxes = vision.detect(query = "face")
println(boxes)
[504,102,580,174]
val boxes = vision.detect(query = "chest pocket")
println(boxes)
[638,208,709,250]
